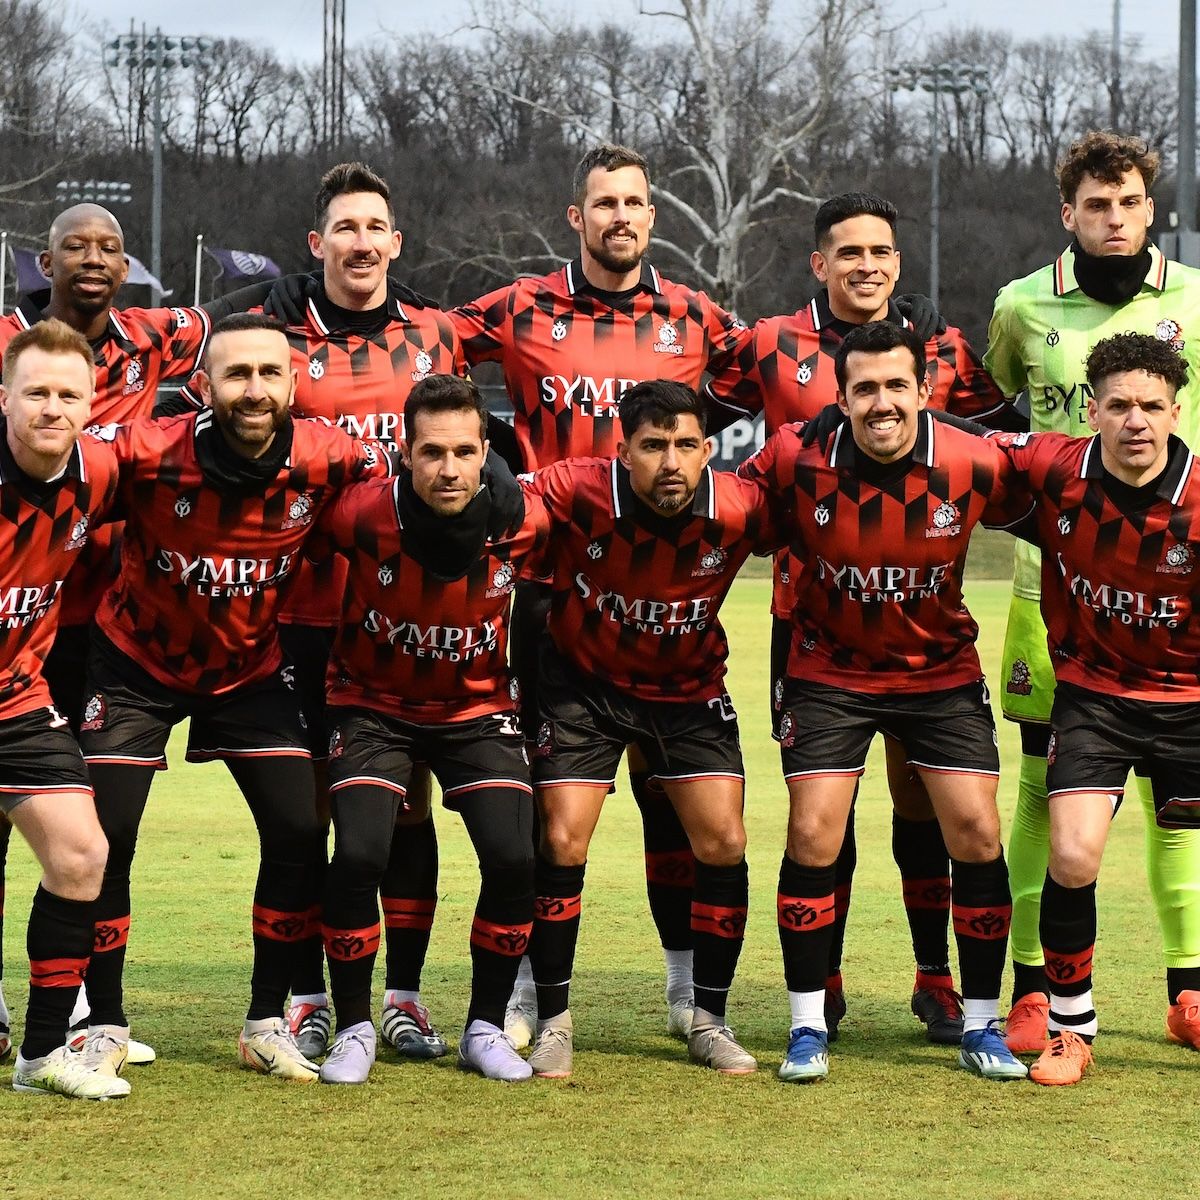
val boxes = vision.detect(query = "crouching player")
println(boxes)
[312,376,543,1083]
[739,321,1032,1083]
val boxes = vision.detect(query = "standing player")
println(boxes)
[739,322,1030,1083]
[74,315,384,1083]
[522,381,782,1078]
[708,190,1010,1045]
[451,144,750,1045]
[0,320,125,1098]
[984,132,1200,1052]
[311,376,544,1083]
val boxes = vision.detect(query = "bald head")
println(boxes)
[48,203,124,249]
[39,203,129,320]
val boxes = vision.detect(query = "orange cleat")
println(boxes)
[1029,1030,1093,1086]
[1005,993,1049,1054]
[1166,990,1200,1049]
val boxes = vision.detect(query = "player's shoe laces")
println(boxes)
[286,1000,332,1060]
[12,1045,131,1100]
[238,1017,319,1082]
[666,998,695,1040]
[778,1027,830,1083]
[74,1025,129,1077]
[458,1020,533,1082]
[1029,1030,1093,1086]
[1166,990,1200,1050]
[528,1012,573,1079]
[958,1022,1029,1080]
[825,985,847,1043]
[381,999,448,1059]
[319,1021,376,1085]
[66,1023,156,1064]
[688,1021,757,1074]
[1004,992,1050,1054]
[911,982,965,1046]
[503,989,537,1051]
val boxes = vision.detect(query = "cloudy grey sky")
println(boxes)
[78,0,1181,63]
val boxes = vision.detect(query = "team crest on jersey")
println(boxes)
[80,693,106,732]
[123,357,145,396]
[174,497,192,518]
[1156,318,1186,352]
[411,349,433,382]
[814,504,830,527]
[308,356,325,380]
[378,564,394,587]
[283,492,314,530]
[926,501,961,539]
[551,318,568,342]
[535,721,554,758]
[778,711,796,748]
[1160,542,1195,575]
[654,320,684,356]
[65,515,89,551]
[328,728,344,760]
[586,540,604,560]
[487,561,516,597]
[1057,515,1072,536]
[1046,328,1060,347]
[796,360,814,386]
[1006,658,1033,696]
[693,546,728,577]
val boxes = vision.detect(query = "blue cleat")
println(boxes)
[958,1022,1029,1080]
[778,1026,829,1083]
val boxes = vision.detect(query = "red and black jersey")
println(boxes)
[313,476,549,723]
[524,458,780,703]
[708,290,1007,618]
[95,412,385,696]
[738,414,1032,693]
[451,259,748,470]
[997,430,1200,701]
[0,431,119,720]
[0,297,211,627]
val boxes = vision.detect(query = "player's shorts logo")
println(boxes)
[926,501,961,539]
[778,710,796,747]
[535,721,554,758]
[551,318,568,342]
[814,504,830,527]
[586,540,604,560]
[492,712,522,738]
[693,546,728,577]
[1046,731,1057,765]
[1160,542,1194,575]
[1046,328,1060,347]
[411,349,433,382]
[280,664,296,691]
[1006,659,1033,696]
[378,565,394,587]
[80,693,106,732]
[283,492,314,530]
[773,677,784,709]
[1156,317,1185,352]
[654,320,684,356]
[1057,515,1072,536]
[308,356,325,380]
[174,497,192,518]
[328,728,344,760]
[65,515,89,551]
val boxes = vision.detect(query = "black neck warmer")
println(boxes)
[1070,239,1151,305]
[396,471,493,582]
[194,414,294,494]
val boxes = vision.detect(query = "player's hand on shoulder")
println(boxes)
[799,402,845,451]
[263,271,321,325]
[895,293,947,339]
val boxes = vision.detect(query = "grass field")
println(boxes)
[0,576,1192,1199]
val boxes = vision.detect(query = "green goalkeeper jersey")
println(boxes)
[985,241,1200,598]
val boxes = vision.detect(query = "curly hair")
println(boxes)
[1057,132,1160,203]
[1085,331,1189,393]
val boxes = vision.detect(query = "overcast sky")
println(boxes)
[78,0,1181,64]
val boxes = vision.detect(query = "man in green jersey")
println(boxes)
[984,131,1200,1054]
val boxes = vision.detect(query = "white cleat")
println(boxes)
[13,1045,131,1100]
[74,1025,129,1077]
[666,998,695,1040]
[238,1017,319,1082]
[503,990,538,1052]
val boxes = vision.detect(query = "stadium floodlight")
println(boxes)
[887,61,990,311]
[100,27,212,304]
[54,179,133,204]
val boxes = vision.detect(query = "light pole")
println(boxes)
[54,180,132,206]
[886,61,989,311]
[104,29,210,305]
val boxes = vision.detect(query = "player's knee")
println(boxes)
[45,835,107,900]
[539,821,589,866]
[940,809,1001,862]
[688,824,744,866]
[1048,841,1101,890]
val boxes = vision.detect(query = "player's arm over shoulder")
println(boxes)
[981,281,1029,400]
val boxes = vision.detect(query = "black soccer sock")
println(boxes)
[227,757,322,1022]
[893,815,953,977]
[827,801,857,980]
[950,854,1011,1003]
[1168,967,1200,1006]
[691,858,749,1021]
[530,857,585,1022]
[778,856,838,996]
[22,886,93,1060]
[380,815,438,993]
[1040,874,1098,1041]
[631,770,694,954]
[0,817,9,985]
[460,790,535,1029]
[291,830,329,998]
[1012,960,1050,1005]
[86,763,156,1028]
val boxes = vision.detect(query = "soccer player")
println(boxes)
[984,132,1200,1053]
[0,319,125,1098]
[985,333,1200,1082]
[707,190,1010,1045]
[451,144,751,1046]
[739,321,1029,1083]
[310,375,543,1083]
[521,380,782,1078]
[73,314,385,1083]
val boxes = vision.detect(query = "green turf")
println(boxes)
[0,578,1190,1199]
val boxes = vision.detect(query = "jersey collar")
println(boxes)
[564,258,663,297]
[827,409,936,471]
[13,290,136,353]
[306,288,410,336]
[610,457,715,520]
[1080,431,1194,504]
[807,288,908,333]
[0,418,85,486]
[1053,241,1168,297]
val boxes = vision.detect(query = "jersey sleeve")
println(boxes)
[153,306,213,379]
[307,483,360,562]
[938,327,1008,423]
[982,286,1027,401]
[450,284,513,367]
[977,432,1039,531]
[701,295,752,377]
[705,319,767,420]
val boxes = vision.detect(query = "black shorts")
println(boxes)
[1047,682,1200,828]
[43,622,94,732]
[326,706,531,809]
[278,622,335,758]
[778,678,1000,781]
[78,642,310,769]
[0,707,92,814]
[532,646,743,789]
[510,580,551,736]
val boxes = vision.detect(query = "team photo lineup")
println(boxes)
[1,126,1199,1104]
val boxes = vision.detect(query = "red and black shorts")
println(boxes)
[326,706,531,810]
[78,641,310,769]
[531,646,744,790]
[278,621,336,759]
[1047,682,1200,829]
[0,707,93,815]
[778,677,1000,781]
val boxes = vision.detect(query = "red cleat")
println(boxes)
[1005,992,1049,1054]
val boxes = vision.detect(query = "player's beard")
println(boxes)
[588,228,645,276]
[651,478,693,512]
[221,404,289,455]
